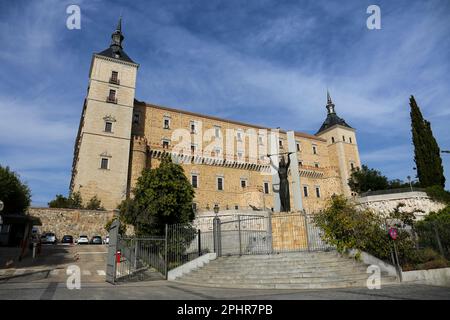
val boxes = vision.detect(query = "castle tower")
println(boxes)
[128,135,148,194]
[315,91,361,196]
[70,19,139,209]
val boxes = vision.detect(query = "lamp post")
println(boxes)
[407,176,413,192]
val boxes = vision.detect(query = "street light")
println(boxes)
[213,204,219,216]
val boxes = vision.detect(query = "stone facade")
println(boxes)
[356,192,446,220]
[28,207,134,240]
[70,24,361,213]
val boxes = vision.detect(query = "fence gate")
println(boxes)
[217,212,333,256]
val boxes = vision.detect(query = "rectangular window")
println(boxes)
[314,162,319,168]
[240,179,247,188]
[342,136,346,142]
[105,121,112,133]
[264,182,270,194]
[237,131,243,142]
[133,113,140,124]
[315,187,321,198]
[214,126,221,138]
[100,158,109,170]
[350,162,355,170]
[234,205,239,210]
[162,140,169,149]
[217,177,224,191]
[312,145,317,154]
[349,137,353,144]
[298,161,303,167]
[110,71,119,84]
[190,122,196,134]
[191,175,198,188]
[303,186,309,197]
[331,137,335,143]
[279,140,283,147]
[296,143,301,152]
[108,89,116,103]
[191,145,196,154]
[163,118,170,129]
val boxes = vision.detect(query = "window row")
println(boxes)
[191,175,270,193]
[331,136,353,144]
[303,185,321,198]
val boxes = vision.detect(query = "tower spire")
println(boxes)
[326,90,335,114]
[110,17,124,50]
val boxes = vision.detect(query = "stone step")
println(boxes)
[204,261,364,271]
[192,266,367,275]
[181,273,390,284]
[186,268,376,279]
[218,251,339,259]
[175,276,398,290]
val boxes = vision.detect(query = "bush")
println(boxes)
[425,185,450,205]
[85,195,105,210]
[415,206,450,258]
[48,191,83,209]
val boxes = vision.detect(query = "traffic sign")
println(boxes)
[388,227,398,240]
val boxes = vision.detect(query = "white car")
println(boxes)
[77,235,89,245]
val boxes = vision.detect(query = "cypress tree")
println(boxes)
[410,95,445,188]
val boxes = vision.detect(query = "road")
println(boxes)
[1,245,450,300]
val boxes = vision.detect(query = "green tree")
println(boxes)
[415,206,450,258]
[0,165,31,214]
[48,191,84,209]
[410,95,445,188]
[120,156,195,236]
[85,195,105,210]
[348,165,389,193]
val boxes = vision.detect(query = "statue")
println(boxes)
[268,152,293,212]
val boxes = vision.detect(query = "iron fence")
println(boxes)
[115,236,167,281]
[217,212,334,256]
[109,211,334,281]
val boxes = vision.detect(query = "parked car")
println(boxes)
[61,235,74,244]
[77,235,89,245]
[41,233,57,244]
[90,235,103,245]
[104,235,110,245]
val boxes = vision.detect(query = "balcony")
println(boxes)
[109,77,120,85]
[106,96,118,104]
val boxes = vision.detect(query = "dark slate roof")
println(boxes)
[96,46,136,64]
[316,112,352,134]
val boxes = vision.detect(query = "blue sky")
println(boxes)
[0,0,449,206]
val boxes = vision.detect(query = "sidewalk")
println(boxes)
[0,245,76,278]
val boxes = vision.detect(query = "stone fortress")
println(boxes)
[70,20,361,213]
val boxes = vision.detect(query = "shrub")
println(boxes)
[425,185,450,205]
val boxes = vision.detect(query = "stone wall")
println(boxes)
[356,192,446,220]
[28,207,133,240]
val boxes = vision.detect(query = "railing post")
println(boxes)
[303,210,311,252]
[133,239,138,270]
[238,215,242,256]
[164,224,168,280]
[433,222,445,257]
[198,229,202,257]
[213,216,222,257]
[267,210,273,254]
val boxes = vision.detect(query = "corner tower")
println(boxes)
[315,91,361,197]
[70,19,139,209]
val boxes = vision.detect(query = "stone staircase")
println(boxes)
[174,251,398,289]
